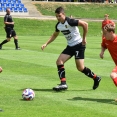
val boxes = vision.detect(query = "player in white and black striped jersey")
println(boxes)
[41,7,101,91]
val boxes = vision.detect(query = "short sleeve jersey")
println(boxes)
[101,36,117,65]
[4,14,14,28]
[55,17,82,46]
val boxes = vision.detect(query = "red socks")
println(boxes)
[113,77,117,86]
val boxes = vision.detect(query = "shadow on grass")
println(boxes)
[19,88,93,92]
[67,97,117,105]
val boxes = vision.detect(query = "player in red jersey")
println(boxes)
[100,21,117,100]
[101,14,115,39]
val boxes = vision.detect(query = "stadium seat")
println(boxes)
[10,7,13,12]
[3,7,6,11]
[1,3,5,7]
[17,1,21,4]
[12,0,16,3]
[11,3,15,7]
[19,3,24,8]
[0,7,3,12]
[7,0,11,3]
[18,7,23,12]
[13,7,18,12]
[3,0,6,3]
[6,3,11,8]
[23,7,28,12]
[15,3,19,7]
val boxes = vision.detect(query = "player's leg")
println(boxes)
[110,66,117,86]
[12,30,20,50]
[74,43,101,90]
[0,28,11,49]
[53,52,72,91]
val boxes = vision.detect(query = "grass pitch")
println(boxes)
[0,3,117,116]
[0,35,117,117]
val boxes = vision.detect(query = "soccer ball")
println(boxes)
[0,66,2,73]
[22,88,35,101]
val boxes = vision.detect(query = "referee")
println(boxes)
[0,8,20,50]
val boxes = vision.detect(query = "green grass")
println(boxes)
[34,2,117,19]
[0,3,117,116]
[0,35,117,117]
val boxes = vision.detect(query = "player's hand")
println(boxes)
[82,39,87,45]
[41,44,47,50]
[99,52,104,59]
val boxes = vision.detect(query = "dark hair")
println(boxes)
[55,7,64,14]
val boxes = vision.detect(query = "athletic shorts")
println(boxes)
[62,42,86,59]
[112,66,117,73]
[5,27,16,38]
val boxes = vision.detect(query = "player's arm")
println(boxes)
[4,21,14,25]
[100,46,106,59]
[4,16,14,25]
[78,20,88,45]
[41,31,59,50]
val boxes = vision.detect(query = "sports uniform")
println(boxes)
[4,14,16,38]
[0,8,20,50]
[41,7,101,91]
[101,35,117,86]
[56,17,85,59]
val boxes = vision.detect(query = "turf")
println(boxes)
[0,35,117,117]
[0,3,117,116]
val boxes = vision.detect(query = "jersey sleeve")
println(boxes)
[101,38,107,49]
[4,15,8,22]
[66,17,78,26]
[55,22,60,32]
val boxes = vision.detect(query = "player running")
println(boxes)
[41,7,101,91]
[100,21,117,100]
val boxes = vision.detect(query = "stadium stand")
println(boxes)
[0,0,29,15]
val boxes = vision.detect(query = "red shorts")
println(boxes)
[112,66,117,72]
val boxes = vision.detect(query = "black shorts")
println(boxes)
[5,27,16,38]
[62,43,86,59]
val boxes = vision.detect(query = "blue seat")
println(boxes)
[13,7,18,12]
[3,0,6,3]
[0,7,3,12]
[23,7,27,12]
[12,0,16,3]
[10,7,13,12]
[15,3,19,7]
[1,3,5,7]
[19,3,24,8]
[0,0,3,3]
[17,1,21,4]
[18,7,23,12]
[3,7,6,11]
[11,3,15,7]
[6,3,11,8]
[7,0,11,3]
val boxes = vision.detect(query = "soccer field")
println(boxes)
[0,35,117,117]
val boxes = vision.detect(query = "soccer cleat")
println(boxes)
[15,47,21,50]
[53,84,68,91]
[93,76,101,90]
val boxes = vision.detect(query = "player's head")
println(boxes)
[103,23,115,32]
[55,7,65,23]
[103,23,116,39]
[104,14,109,20]
[6,8,11,15]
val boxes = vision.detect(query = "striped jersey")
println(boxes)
[55,17,82,47]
